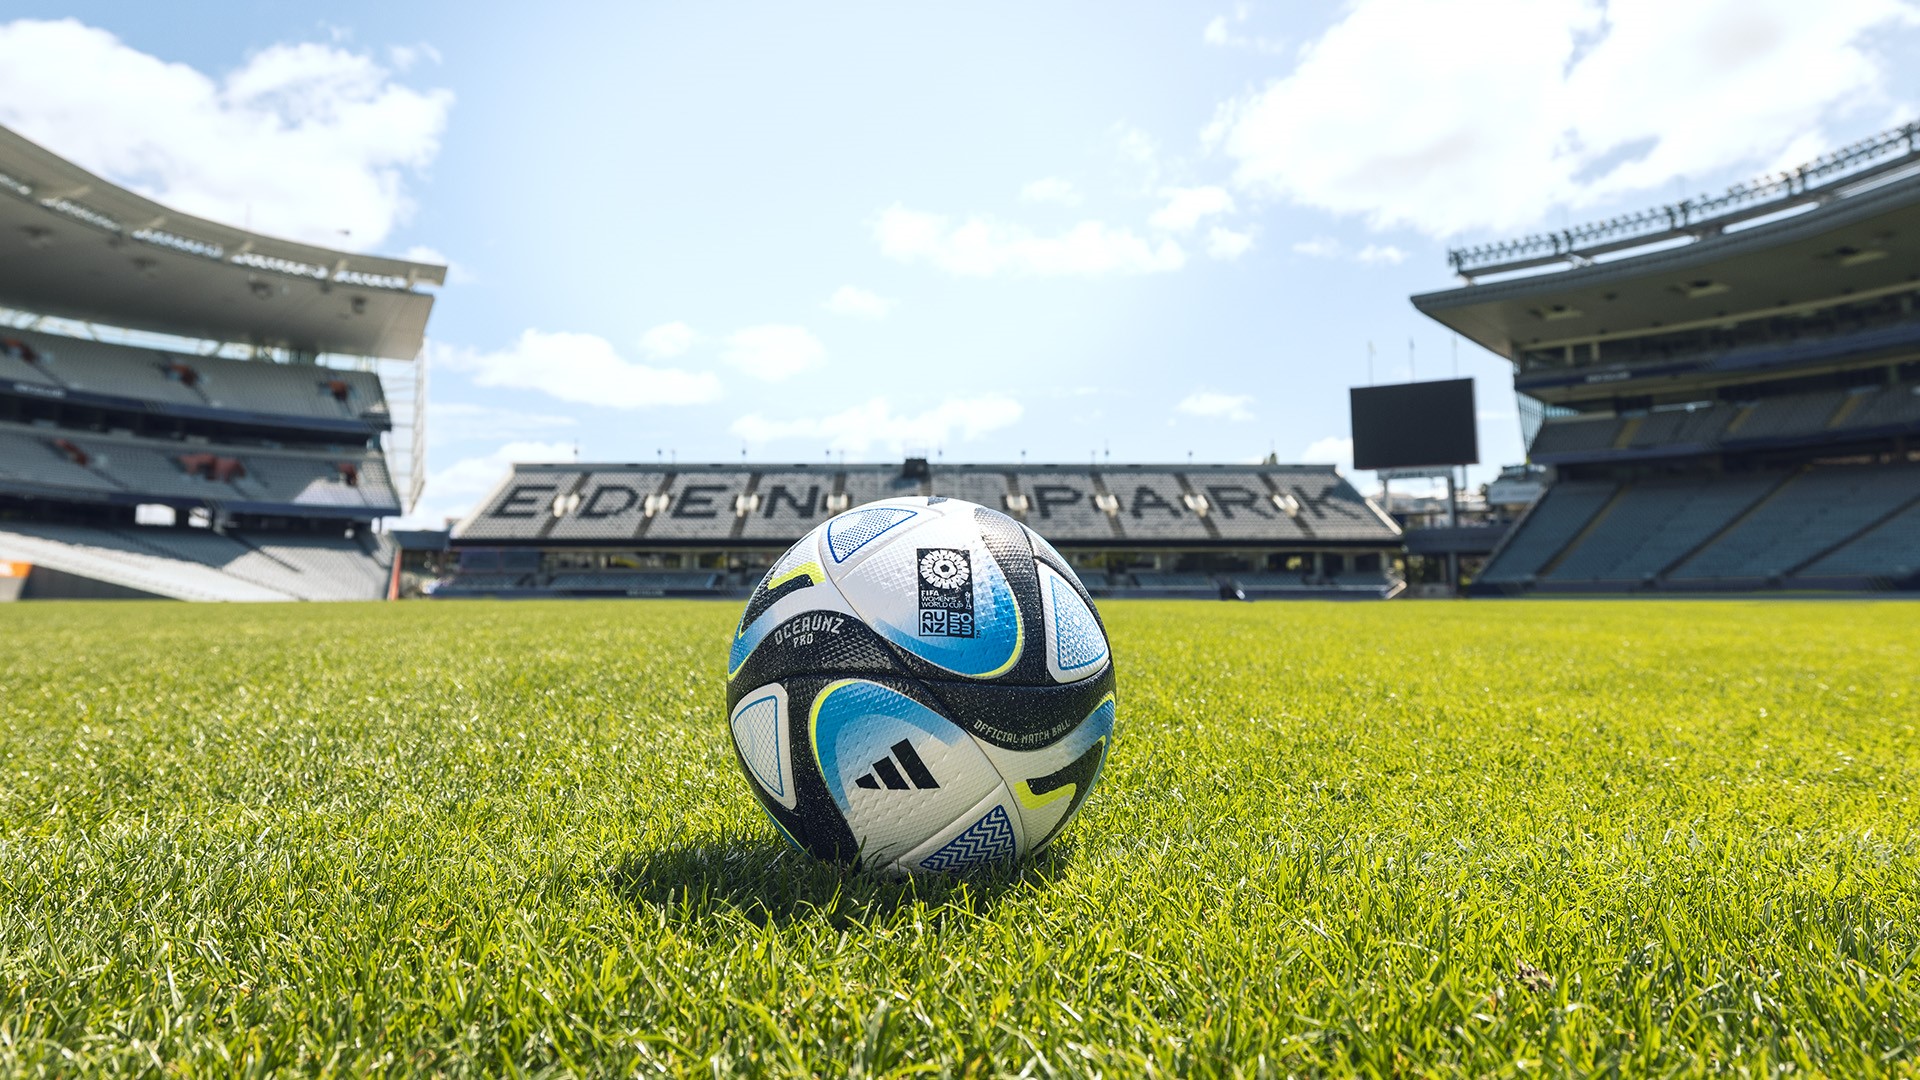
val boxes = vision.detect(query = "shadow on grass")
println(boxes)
[604,834,1076,927]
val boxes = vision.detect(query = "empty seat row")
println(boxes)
[0,327,387,424]
[0,522,386,601]
[1531,384,1920,462]
[0,426,396,509]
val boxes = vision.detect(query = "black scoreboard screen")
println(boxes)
[1349,378,1479,470]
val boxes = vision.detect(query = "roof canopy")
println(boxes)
[0,125,443,359]
[1412,167,1920,363]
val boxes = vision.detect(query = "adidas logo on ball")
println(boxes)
[852,740,940,791]
[726,496,1115,873]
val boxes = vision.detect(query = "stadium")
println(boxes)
[440,459,1402,598]
[3,45,1919,1079]
[0,123,438,601]
[1416,122,1920,594]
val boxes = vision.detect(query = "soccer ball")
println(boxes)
[726,496,1116,873]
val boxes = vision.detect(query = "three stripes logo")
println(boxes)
[853,739,940,791]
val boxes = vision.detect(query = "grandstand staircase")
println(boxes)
[1780,485,1920,580]
[1610,418,1642,450]
[1651,470,1801,581]
[1535,483,1630,578]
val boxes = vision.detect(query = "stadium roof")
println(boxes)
[1414,123,1920,362]
[0,124,443,360]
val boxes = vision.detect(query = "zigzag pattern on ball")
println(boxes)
[917,805,1017,872]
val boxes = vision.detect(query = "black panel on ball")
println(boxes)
[921,664,1116,751]
[728,609,911,709]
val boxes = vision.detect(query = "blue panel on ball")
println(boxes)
[874,549,1023,678]
[918,805,1017,872]
[729,611,777,676]
[1049,573,1108,673]
[810,680,966,812]
[825,507,918,563]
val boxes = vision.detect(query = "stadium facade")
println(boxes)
[442,460,1404,598]
[1415,122,1920,593]
[0,124,442,600]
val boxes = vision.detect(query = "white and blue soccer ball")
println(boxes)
[726,496,1115,873]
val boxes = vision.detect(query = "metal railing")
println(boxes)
[1449,121,1920,280]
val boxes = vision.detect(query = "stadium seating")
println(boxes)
[2,328,386,425]
[1724,391,1847,443]
[1794,498,1920,581]
[1128,572,1219,592]
[1528,384,1920,464]
[1477,481,1618,583]
[0,522,388,601]
[545,570,723,593]
[1835,383,1920,431]
[1546,473,1784,582]
[0,424,396,510]
[0,429,122,491]
[432,573,530,595]
[641,472,756,541]
[1671,465,1920,582]
[1530,416,1623,457]
[1629,404,1729,448]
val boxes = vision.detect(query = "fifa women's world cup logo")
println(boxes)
[916,548,974,638]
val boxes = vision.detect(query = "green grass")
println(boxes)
[1,599,1917,1077]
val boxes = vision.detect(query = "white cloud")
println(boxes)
[1207,0,1918,237]
[1020,177,1081,205]
[876,205,1185,277]
[733,396,1023,456]
[1206,226,1255,260]
[432,330,722,409]
[722,325,826,381]
[1289,236,1406,265]
[429,402,576,445]
[1176,390,1255,422]
[1149,186,1235,232]
[638,321,698,358]
[385,43,442,72]
[1202,6,1288,53]
[407,439,576,528]
[824,286,894,319]
[1301,435,1355,473]
[0,19,452,250]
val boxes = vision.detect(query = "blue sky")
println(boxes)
[4,1,1918,524]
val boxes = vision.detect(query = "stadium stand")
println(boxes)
[1671,464,1920,584]
[1798,500,1920,582]
[0,122,438,601]
[1417,120,1920,593]
[1543,474,1785,584]
[1477,482,1617,584]
[446,460,1404,599]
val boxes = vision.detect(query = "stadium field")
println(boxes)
[1,599,1916,1076]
